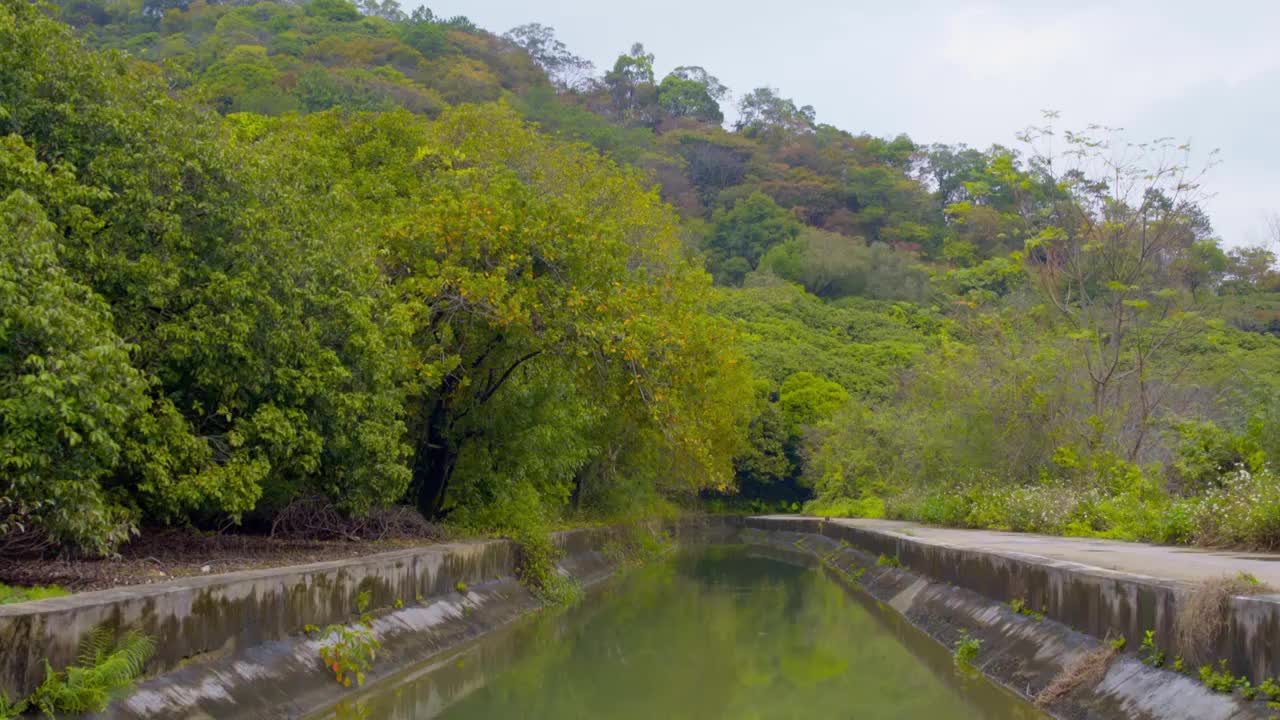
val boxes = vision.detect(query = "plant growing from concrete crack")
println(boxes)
[1139,630,1164,668]
[1009,598,1044,621]
[953,630,981,666]
[305,591,380,689]
[1199,660,1238,693]
[17,627,155,716]
[876,552,901,569]
[455,581,468,594]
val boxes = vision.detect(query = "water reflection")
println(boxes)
[320,546,1042,720]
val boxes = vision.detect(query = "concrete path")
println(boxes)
[787,516,1280,587]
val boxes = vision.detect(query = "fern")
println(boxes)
[0,692,26,720]
[30,629,154,716]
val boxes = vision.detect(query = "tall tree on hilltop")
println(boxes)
[504,23,594,90]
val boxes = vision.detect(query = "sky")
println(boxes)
[426,0,1280,248]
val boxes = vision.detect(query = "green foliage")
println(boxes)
[1139,630,1165,667]
[304,589,380,689]
[1199,659,1238,694]
[602,523,672,565]
[14,0,1280,559]
[952,630,980,665]
[0,188,149,553]
[0,4,751,553]
[455,581,468,594]
[757,229,929,302]
[29,627,155,716]
[1109,636,1127,652]
[707,192,800,285]
[805,496,885,519]
[0,583,68,605]
[1008,598,1044,621]
[875,552,900,569]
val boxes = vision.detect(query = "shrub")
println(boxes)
[1185,469,1280,548]
[804,495,885,519]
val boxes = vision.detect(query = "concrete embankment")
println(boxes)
[740,518,1274,720]
[0,515,1274,719]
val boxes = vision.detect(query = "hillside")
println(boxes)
[5,0,1280,561]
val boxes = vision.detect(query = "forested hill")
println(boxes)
[56,0,949,289]
[7,0,1280,562]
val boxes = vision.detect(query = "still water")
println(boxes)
[324,546,1042,719]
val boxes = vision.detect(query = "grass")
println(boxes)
[1034,644,1120,708]
[1175,573,1273,665]
[0,583,68,605]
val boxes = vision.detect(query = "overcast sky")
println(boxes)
[427,0,1279,249]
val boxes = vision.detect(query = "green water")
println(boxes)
[325,547,1042,719]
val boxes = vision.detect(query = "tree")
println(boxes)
[1020,114,1219,460]
[0,1,411,549]
[400,8,452,58]
[757,228,929,302]
[270,106,750,520]
[707,192,800,285]
[735,87,815,141]
[504,23,593,89]
[0,187,149,553]
[603,42,659,126]
[658,66,727,124]
[357,0,404,21]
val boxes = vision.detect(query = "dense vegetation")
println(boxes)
[5,0,1280,558]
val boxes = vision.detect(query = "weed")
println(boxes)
[0,693,19,720]
[1172,656,1187,673]
[1139,630,1165,668]
[28,627,155,715]
[1199,660,1237,693]
[415,593,424,604]
[304,591,380,689]
[1260,677,1280,700]
[876,552,901,568]
[1109,635,1127,652]
[1009,598,1044,621]
[393,598,403,610]
[953,630,981,665]
[510,524,581,606]
[850,567,867,580]
[1176,574,1271,665]
[455,581,468,594]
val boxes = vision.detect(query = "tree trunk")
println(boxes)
[412,403,456,519]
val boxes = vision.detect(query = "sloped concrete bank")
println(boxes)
[742,517,1274,720]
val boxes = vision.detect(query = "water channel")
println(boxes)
[318,546,1043,719]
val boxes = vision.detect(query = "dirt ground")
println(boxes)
[0,528,449,593]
